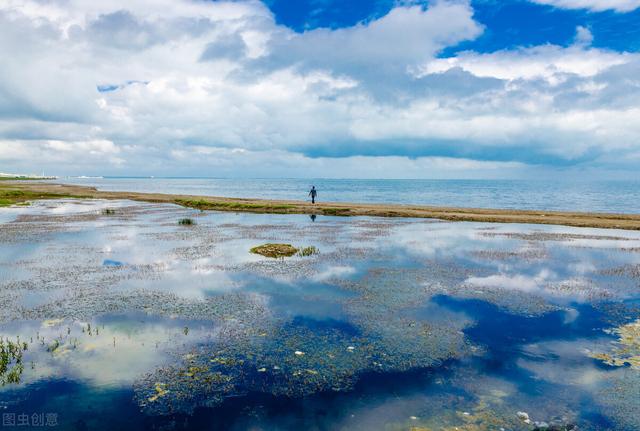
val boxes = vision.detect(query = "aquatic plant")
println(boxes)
[102,208,116,215]
[147,382,169,403]
[250,243,298,258]
[134,307,471,416]
[7,194,640,427]
[590,319,640,369]
[47,339,60,353]
[134,323,370,415]
[0,337,25,386]
[598,371,640,430]
[178,218,195,225]
[297,246,319,257]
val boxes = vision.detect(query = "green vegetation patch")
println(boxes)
[0,337,26,386]
[590,319,640,369]
[297,246,319,257]
[175,199,295,213]
[250,243,298,258]
[0,176,46,181]
[178,218,195,226]
[321,207,351,216]
[0,187,77,207]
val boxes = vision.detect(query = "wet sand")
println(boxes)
[3,181,640,230]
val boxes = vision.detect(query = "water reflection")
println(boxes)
[0,199,639,430]
[0,313,214,390]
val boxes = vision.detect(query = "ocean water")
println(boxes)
[53,177,640,213]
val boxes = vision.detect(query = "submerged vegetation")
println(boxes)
[3,197,640,428]
[297,246,319,257]
[0,337,25,386]
[178,218,195,226]
[590,319,640,369]
[102,208,116,215]
[147,382,169,403]
[250,243,298,258]
[135,317,466,415]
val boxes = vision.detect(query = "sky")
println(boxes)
[1,0,640,179]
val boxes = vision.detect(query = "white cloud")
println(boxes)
[0,139,124,168]
[420,45,629,82]
[574,26,594,46]
[465,272,550,293]
[1,0,640,177]
[530,0,640,12]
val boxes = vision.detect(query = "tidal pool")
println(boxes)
[0,200,639,430]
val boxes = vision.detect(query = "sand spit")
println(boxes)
[3,181,640,230]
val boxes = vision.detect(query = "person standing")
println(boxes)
[309,186,317,204]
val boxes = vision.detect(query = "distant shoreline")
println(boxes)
[0,175,57,180]
[2,181,640,230]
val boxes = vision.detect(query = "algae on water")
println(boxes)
[250,243,299,258]
[590,319,640,370]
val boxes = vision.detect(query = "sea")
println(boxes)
[53,177,640,213]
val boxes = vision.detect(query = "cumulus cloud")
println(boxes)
[0,139,124,173]
[530,0,640,12]
[420,39,629,82]
[1,0,640,177]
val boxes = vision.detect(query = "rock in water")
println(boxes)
[517,411,531,424]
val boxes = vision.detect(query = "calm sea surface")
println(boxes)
[53,177,640,213]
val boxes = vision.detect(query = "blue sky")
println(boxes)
[1,0,640,178]
[268,0,640,52]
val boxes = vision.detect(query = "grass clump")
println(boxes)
[178,218,195,226]
[0,187,77,207]
[250,243,299,258]
[297,246,319,257]
[0,337,25,386]
[176,199,295,213]
[47,339,61,353]
[321,207,351,216]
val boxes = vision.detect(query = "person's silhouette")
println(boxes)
[308,186,318,204]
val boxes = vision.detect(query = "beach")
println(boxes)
[3,181,640,230]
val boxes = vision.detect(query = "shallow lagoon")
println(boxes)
[0,200,639,430]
